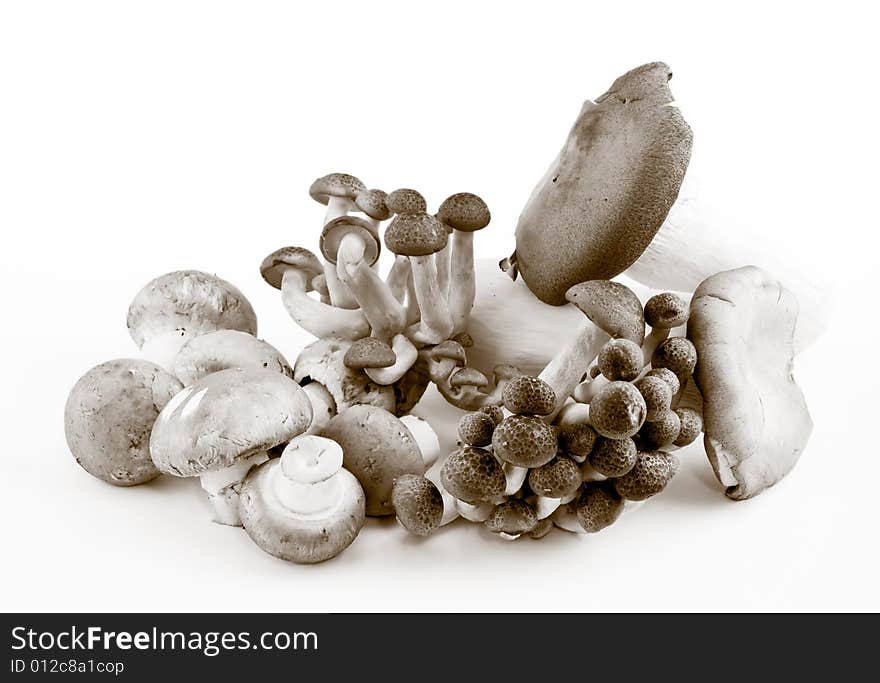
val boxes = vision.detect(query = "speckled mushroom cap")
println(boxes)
[565,280,646,345]
[355,189,391,221]
[127,270,258,349]
[149,368,312,477]
[320,215,381,266]
[644,292,689,329]
[309,173,366,205]
[260,247,323,290]
[384,213,448,256]
[343,337,396,370]
[293,338,396,414]
[385,188,427,215]
[513,62,693,304]
[437,193,491,232]
[322,405,426,516]
[171,330,292,386]
[65,359,183,486]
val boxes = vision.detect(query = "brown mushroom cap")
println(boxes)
[485,500,538,535]
[575,481,625,533]
[652,337,697,379]
[449,367,488,388]
[385,188,427,215]
[589,381,647,439]
[437,193,491,232]
[557,423,598,462]
[513,62,693,304]
[356,188,391,221]
[127,270,258,349]
[260,247,323,290]
[613,450,679,501]
[65,359,182,486]
[320,215,381,266]
[309,173,366,204]
[343,337,396,370]
[598,338,644,381]
[635,374,674,421]
[588,436,638,478]
[492,415,557,468]
[458,411,496,447]
[644,292,689,329]
[479,405,505,426]
[384,212,448,256]
[502,375,557,416]
[171,330,292,386]
[644,367,680,395]
[440,446,507,505]
[674,407,703,447]
[527,456,582,499]
[392,474,444,536]
[565,280,646,345]
[640,411,681,449]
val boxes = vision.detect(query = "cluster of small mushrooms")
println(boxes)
[64,61,818,564]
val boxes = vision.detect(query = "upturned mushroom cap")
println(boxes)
[171,330,292,386]
[356,188,392,220]
[613,450,679,501]
[440,446,507,505]
[502,375,556,416]
[437,193,491,232]
[293,338,396,415]
[321,405,426,516]
[260,246,324,290]
[385,188,427,215]
[384,213,448,256]
[565,280,646,345]
[149,368,312,477]
[491,415,557,468]
[589,381,647,439]
[343,337,396,370]
[513,62,693,304]
[588,436,638,478]
[65,359,182,485]
[320,215,381,266]
[309,173,366,204]
[644,292,689,329]
[127,270,258,349]
[688,266,813,500]
[391,474,444,536]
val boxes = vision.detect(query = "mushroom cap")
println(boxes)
[492,415,557,468]
[644,292,689,329]
[171,330,292,386]
[485,500,538,535]
[634,374,674,421]
[309,173,366,205]
[260,246,323,290]
[640,411,681,449]
[293,338,396,415]
[589,381,647,439]
[575,481,625,533]
[127,270,258,349]
[384,212,449,256]
[513,62,693,304]
[343,337,396,370]
[355,188,391,221]
[149,368,312,477]
[429,340,467,364]
[65,359,182,486]
[597,338,644,381]
[479,405,505,426]
[527,455,582,499]
[652,337,697,380]
[588,436,638,478]
[556,423,598,462]
[502,375,557,416]
[644,367,680,395]
[688,266,813,500]
[437,192,491,232]
[613,450,679,501]
[674,407,703,447]
[565,280,646,345]
[320,215,381,266]
[457,411,495,447]
[239,459,365,564]
[385,188,427,215]
[528,516,554,539]
[391,474,444,536]
[440,446,507,505]
[321,405,426,516]
[449,366,488,388]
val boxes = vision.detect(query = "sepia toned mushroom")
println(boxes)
[171,329,291,386]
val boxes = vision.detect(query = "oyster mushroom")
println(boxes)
[127,270,257,371]
[171,329,291,386]
[688,266,813,500]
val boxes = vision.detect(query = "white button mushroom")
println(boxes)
[126,270,258,371]
[64,359,183,486]
[170,329,292,386]
[149,368,313,526]
[239,435,366,564]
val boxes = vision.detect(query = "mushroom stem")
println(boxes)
[435,243,451,299]
[273,436,344,517]
[572,375,610,404]
[409,255,454,344]
[642,327,671,365]
[199,451,269,526]
[538,322,611,421]
[336,233,407,340]
[322,196,359,309]
[302,381,337,435]
[386,256,411,303]
[448,231,475,335]
[455,499,495,522]
[405,268,421,327]
[400,415,441,470]
[365,334,418,386]
[141,330,192,371]
[503,462,528,497]
[280,269,370,340]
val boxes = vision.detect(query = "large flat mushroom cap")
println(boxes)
[688,266,813,500]
[149,368,312,477]
[127,270,258,348]
[565,280,646,345]
[514,62,693,304]
[171,330,292,386]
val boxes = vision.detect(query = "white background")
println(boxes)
[1,1,877,612]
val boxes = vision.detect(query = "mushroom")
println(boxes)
[687,265,813,499]
[260,246,370,340]
[440,446,507,506]
[526,455,582,518]
[437,192,492,334]
[364,334,419,386]
[385,188,427,215]
[64,359,183,486]
[239,435,365,564]
[391,473,463,537]
[355,188,392,226]
[552,481,625,534]
[171,329,292,386]
[572,337,644,403]
[384,212,453,344]
[588,436,638,478]
[321,404,439,516]
[127,270,258,371]
[149,368,312,525]
[613,450,679,501]
[508,63,692,305]
[293,338,396,434]
[457,411,496,447]
[491,415,557,468]
[343,336,396,370]
[536,280,645,420]
[674,408,703,447]
[634,374,674,422]
[640,411,681,449]
[484,500,538,538]
[501,375,556,416]
[589,381,647,440]
[642,292,690,363]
